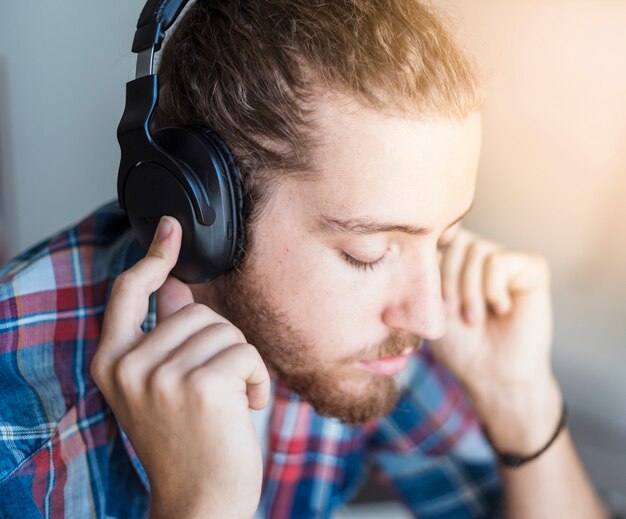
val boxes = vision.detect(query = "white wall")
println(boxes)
[0,0,144,257]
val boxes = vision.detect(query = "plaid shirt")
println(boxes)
[0,201,502,518]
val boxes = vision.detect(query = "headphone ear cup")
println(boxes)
[124,158,210,282]
[193,127,246,267]
[123,126,245,283]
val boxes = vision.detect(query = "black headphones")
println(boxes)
[117,0,245,283]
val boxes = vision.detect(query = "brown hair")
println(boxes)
[154,0,480,254]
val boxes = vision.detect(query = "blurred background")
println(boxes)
[1,1,625,517]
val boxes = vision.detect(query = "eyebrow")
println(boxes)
[316,200,474,237]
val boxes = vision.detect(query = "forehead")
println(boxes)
[298,96,482,228]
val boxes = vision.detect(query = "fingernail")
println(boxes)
[156,216,173,242]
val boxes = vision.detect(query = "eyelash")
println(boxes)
[342,242,452,272]
[341,252,386,271]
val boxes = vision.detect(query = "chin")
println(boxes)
[282,366,400,424]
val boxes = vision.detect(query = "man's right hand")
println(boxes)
[91,216,270,519]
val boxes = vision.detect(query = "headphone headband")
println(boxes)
[118,0,206,218]
[132,0,191,54]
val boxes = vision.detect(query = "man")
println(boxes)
[0,1,607,518]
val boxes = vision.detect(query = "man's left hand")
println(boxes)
[429,227,562,453]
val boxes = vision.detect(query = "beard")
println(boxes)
[202,263,421,424]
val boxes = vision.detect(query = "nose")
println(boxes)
[381,251,447,341]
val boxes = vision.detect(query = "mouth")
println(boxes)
[355,346,415,376]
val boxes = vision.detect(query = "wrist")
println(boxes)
[468,374,563,454]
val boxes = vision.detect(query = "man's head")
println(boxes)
[156,0,482,423]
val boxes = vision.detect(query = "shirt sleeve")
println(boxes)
[366,344,504,518]
[0,204,148,518]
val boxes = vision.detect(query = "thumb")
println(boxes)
[156,275,195,323]
[99,215,183,349]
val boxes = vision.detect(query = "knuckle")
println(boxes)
[206,321,233,334]
[182,302,215,322]
[147,364,178,399]
[185,369,221,404]
[234,328,248,344]
[207,322,246,344]
[113,354,140,393]
[90,354,106,387]
[233,342,259,361]
[116,269,138,287]
[112,270,139,296]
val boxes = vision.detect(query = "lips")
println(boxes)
[356,350,412,376]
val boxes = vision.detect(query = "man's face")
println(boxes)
[194,96,482,423]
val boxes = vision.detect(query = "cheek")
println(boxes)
[252,234,389,357]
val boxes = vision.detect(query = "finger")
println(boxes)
[192,344,271,410]
[440,231,471,315]
[126,303,239,376]
[460,241,501,324]
[157,321,249,375]
[100,216,182,355]
[157,275,195,323]
[497,251,550,294]
[483,253,513,316]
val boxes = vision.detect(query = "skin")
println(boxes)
[189,98,479,423]
[91,95,607,518]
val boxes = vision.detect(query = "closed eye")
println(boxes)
[342,238,454,272]
[341,251,386,271]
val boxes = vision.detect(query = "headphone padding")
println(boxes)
[193,127,246,268]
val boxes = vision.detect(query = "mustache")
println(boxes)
[342,332,423,364]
